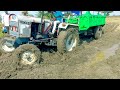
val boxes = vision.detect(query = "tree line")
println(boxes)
[0,11,114,23]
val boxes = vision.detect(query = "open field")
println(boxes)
[0,16,120,79]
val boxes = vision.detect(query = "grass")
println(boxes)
[0,31,4,38]
[0,23,4,38]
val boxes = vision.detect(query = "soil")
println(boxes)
[0,17,120,79]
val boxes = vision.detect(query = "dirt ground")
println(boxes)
[1,16,120,79]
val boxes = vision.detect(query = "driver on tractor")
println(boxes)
[50,11,63,34]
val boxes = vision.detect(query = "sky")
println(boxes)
[109,11,120,16]
[0,11,38,16]
[0,11,120,16]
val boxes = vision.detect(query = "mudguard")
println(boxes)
[58,23,69,30]
[4,37,30,48]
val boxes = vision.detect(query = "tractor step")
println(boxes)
[29,38,53,43]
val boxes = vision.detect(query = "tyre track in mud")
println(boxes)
[0,18,120,79]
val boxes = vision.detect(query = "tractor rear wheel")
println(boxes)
[14,44,41,66]
[57,28,80,54]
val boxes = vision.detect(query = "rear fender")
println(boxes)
[58,23,69,30]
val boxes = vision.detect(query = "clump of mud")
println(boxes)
[0,53,18,79]
[0,52,41,79]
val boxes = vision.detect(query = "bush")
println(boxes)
[0,23,2,29]
[0,23,4,38]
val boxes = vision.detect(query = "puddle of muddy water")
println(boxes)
[115,25,120,32]
[85,43,120,67]
[103,43,120,59]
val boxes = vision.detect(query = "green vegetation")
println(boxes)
[36,11,72,19]
[21,11,29,16]
[99,11,113,16]
[21,11,34,17]
[36,11,54,19]
[0,23,4,38]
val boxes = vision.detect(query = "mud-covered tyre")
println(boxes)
[93,26,102,40]
[14,44,41,66]
[0,38,15,53]
[102,26,105,34]
[57,28,80,54]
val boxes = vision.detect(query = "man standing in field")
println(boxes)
[1,11,9,33]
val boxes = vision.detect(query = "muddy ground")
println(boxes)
[1,17,120,79]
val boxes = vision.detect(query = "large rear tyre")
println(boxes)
[57,28,80,54]
[14,44,41,66]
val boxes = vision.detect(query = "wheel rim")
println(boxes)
[21,51,37,65]
[1,41,15,52]
[66,34,77,51]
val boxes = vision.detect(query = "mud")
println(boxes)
[1,17,120,79]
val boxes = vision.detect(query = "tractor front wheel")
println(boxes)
[0,38,15,53]
[14,44,41,66]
